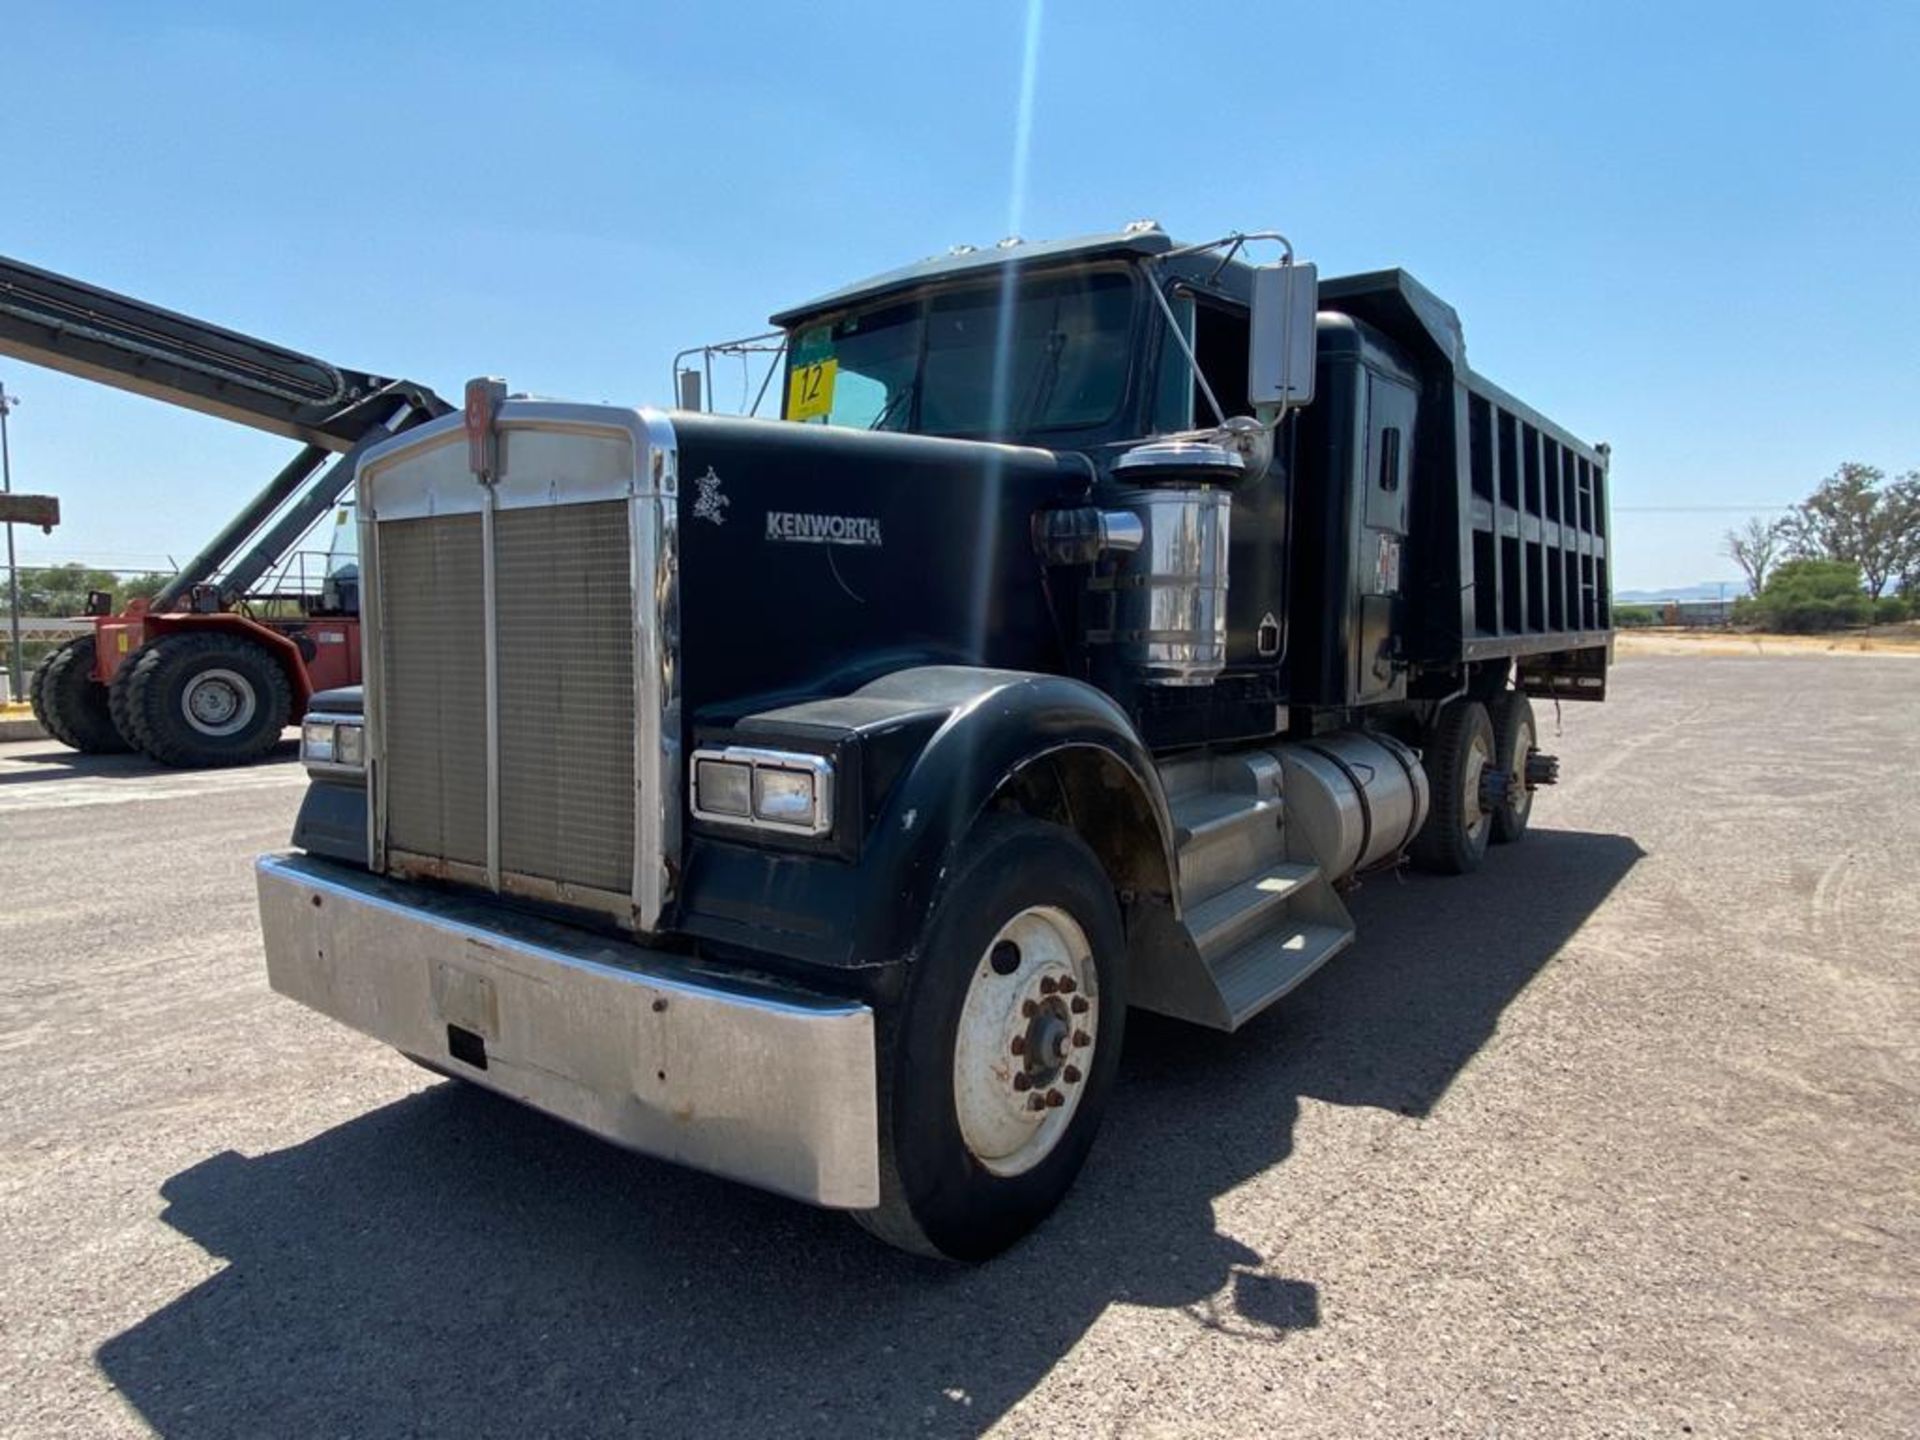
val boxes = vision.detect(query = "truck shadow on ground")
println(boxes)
[98,828,1641,1440]
[0,739,297,782]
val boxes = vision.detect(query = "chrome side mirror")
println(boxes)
[1248,260,1318,411]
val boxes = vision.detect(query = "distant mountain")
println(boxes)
[1615,581,1745,603]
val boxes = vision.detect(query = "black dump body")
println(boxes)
[1294,270,1612,709]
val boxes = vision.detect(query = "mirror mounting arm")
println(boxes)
[1142,269,1227,429]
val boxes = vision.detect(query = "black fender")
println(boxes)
[676,666,1179,974]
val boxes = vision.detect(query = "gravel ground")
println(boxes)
[1,652,1915,1439]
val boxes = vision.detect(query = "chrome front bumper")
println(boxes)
[256,852,879,1208]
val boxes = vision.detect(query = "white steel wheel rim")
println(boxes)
[952,904,1098,1178]
[1509,715,1536,824]
[181,668,257,737]
[1463,728,1493,845]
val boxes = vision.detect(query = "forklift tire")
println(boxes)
[854,815,1126,1262]
[1409,699,1496,876]
[1487,692,1537,846]
[121,632,293,767]
[35,636,132,754]
[107,645,150,750]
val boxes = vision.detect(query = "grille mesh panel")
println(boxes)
[495,503,635,893]
[378,515,487,866]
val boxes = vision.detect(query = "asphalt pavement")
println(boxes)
[1,652,1915,1438]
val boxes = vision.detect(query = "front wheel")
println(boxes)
[856,815,1127,1262]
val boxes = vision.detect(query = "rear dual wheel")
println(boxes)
[1410,699,1496,875]
[1410,692,1540,873]
[857,816,1126,1262]
[1487,693,1537,845]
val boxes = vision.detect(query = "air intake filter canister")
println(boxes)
[1101,440,1243,687]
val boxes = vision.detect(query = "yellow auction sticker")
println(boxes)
[787,358,838,421]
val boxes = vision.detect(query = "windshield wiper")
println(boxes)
[868,375,918,431]
[1015,328,1068,435]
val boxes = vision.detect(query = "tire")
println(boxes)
[122,631,294,767]
[1487,692,1537,845]
[35,635,131,754]
[1409,699,1496,876]
[27,647,56,734]
[107,645,152,750]
[854,814,1127,1262]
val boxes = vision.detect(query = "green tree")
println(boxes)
[12,564,175,616]
[1738,557,1871,633]
[118,571,172,604]
[1783,463,1920,599]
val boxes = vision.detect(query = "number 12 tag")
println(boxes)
[787,358,838,421]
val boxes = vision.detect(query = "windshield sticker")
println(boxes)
[788,357,837,421]
[766,511,883,547]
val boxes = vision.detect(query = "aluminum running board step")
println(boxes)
[1186,865,1355,1029]
[1206,914,1355,1030]
[1136,746,1361,1032]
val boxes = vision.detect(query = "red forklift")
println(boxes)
[0,254,447,765]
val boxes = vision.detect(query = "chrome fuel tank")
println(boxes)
[1276,730,1429,879]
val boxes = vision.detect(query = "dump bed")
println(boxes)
[1319,270,1612,700]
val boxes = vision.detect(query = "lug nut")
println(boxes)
[1070,996,1089,1014]
[1057,977,1076,994]
[1063,1064,1082,1084]
[1009,1034,1027,1056]
[1012,1073,1032,1092]
[1045,1089,1065,1108]
[1021,999,1038,1018]
[1039,976,1058,996]
[1028,1094,1047,1112]
[1073,1030,1092,1048]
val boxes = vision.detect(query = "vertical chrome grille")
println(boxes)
[379,515,488,866]
[361,404,679,930]
[495,503,635,894]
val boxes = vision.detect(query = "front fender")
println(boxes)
[676,667,1176,972]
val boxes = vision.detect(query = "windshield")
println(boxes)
[783,268,1135,439]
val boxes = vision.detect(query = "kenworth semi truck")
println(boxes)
[256,224,1612,1260]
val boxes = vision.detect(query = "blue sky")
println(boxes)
[3,0,1916,592]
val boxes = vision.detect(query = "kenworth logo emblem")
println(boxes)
[692,466,730,525]
[765,511,884,547]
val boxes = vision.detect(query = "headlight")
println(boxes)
[301,720,337,763]
[694,756,753,816]
[691,747,834,837]
[301,715,366,773]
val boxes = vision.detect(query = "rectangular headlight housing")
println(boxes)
[301,720,336,764]
[691,746,834,838]
[301,716,366,774]
[694,757,753,816]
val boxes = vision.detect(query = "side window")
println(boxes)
[1190,300,1252,423]
[1378,427,1402,492]
[1153,292,1254,432]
